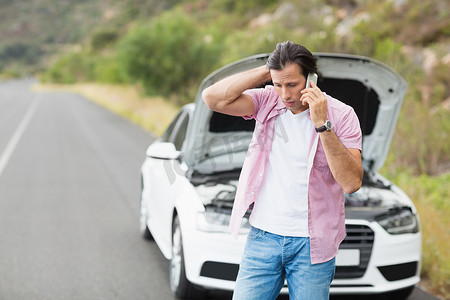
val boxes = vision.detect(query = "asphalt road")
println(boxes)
[0,79,440,300]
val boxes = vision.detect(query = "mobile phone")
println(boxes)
[305,73,318,89]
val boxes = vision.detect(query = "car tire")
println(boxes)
[140,177,153,240]
[170,216,205,299]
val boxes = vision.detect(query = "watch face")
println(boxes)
[325,120,332,130]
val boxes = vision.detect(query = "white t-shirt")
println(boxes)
[249,109,313,237]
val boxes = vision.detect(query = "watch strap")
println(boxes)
[315,120,332,133]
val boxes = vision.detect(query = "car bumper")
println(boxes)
[181,227,244,291]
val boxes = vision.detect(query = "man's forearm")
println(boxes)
[319,131,363,194]
[202,65,271,110]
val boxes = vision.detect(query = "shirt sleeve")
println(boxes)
[242,86,274,123]
[336,107,362,151]
[242,88,262,122]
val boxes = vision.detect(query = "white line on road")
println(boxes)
[0,94,41,179]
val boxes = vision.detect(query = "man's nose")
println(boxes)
[281,87,290,100]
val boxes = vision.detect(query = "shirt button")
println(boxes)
[259,173,263,177]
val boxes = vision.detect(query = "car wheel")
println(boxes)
[140,177,153,240]
[170,216,205,299]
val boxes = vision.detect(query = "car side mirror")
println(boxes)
[146,142,181,160]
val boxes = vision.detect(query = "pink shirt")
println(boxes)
[229,85,362,264]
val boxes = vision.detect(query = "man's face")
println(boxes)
[270,63,308,114]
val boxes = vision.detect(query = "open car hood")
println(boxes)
[184,53,406,173]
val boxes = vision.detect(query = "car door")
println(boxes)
[147,110,190,253]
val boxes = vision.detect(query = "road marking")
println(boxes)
[0,94,41,179]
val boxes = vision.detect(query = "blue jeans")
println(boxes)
[233,227,336,300]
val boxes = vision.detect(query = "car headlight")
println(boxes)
[376,207,419,234]
[196,210,250,234]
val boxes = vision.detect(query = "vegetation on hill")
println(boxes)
[1,0,449,297]
[0,0,177,77]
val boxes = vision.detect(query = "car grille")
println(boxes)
[335,224,375,279]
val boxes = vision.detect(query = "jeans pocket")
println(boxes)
[247,226,262,239]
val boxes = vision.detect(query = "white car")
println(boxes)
[140,53,421,299]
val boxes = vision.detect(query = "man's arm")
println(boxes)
[202,65,271,116]
[318,133,363,194]
[302,81,363,194]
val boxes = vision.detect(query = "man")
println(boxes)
[202,41,363,300]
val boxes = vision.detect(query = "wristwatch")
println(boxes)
[315,120,332,133]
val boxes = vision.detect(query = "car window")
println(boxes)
[171,114,189,151]
[161,111,184,143]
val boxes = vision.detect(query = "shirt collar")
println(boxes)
[275,96,312,119]
[275,96,286,111]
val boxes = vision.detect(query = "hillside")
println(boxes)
[0,0,176,76]
[27,0,448,174]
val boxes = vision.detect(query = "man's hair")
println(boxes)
[266,41,317,77]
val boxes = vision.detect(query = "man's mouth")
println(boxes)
[284,101,294,107]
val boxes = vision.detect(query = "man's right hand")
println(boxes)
[202,65,271,117]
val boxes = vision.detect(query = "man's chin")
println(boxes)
[286,105,308,114]
[284,103,297,110]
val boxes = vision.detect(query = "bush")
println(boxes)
[41,51,95,83]
[93,56,126,84]
[209,0,279,17]
[90,28,120,52]
[116,9,221,103]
